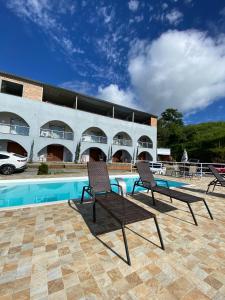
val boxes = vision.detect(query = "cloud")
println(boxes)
[6,0,81,56]
[60,80,96,95]
[127,30,225,115]
[165,9,183,25]
[128,0,139,12]
[97,84,137,109]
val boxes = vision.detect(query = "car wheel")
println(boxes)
[1,165,15,175]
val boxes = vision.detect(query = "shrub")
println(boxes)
[38,163,49,175]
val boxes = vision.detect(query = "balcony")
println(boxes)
[0,123,29,136]
[81,135,107,144]
[113,138,132,147]
[40,128,73,140]
[138,141,153,148]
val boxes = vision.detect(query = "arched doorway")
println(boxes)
[40,120,73,140]
[38,144,73,162]
[0,112,30,136]
[113,132,132,146]
[81,147,106,162]
[138,151,153,161]
[0,140,27,156]
[81,127,107,144]
[112,150,132,163]
[138,135,153,148]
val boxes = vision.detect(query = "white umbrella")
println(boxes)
[181,149,188,162]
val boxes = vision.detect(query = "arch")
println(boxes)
[113,132,132,147]
[81,127,107,144]
[0,139,28,156]
[138,151,153,161]
[40,120,74,140]
[80,147,107,163]
[0,112,30,136]
[37,144,73,162]
[138,135,153,148]
[112,150,132,163]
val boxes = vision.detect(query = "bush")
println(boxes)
[38,163,49,175]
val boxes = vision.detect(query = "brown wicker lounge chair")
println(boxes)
[206,165,225,193]
[132,162,213,226]
[81,161,165,265]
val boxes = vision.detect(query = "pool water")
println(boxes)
[0,177,186,208]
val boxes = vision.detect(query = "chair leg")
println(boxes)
[212,183,216,192]
[121,225,131,265]
[151,190,156,206]
[187,202,198,225]
[153,216,165,250]
[131,183,136,195]
[203,199,213,220]
[80,186,86,203]
[93,201,96,223]
[206,184,210,194]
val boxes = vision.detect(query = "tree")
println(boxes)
[75,142,81,163]
[158,108,185,160]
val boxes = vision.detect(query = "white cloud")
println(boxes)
[128,0,139,12]
[162,3,168,10]
[6,0,81,56]
[60,80,96,95]
[128,30,225,115]
[166,9,183,25]
[97,84,137,109]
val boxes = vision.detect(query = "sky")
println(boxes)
[1,0,225,124]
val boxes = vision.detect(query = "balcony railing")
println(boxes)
[0,123,29,136]
[40,128,73,140]
[113,138,132,146]
[81,134,107,144]
[138,141,153,148]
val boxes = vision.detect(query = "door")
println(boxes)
[7,142,27,156]
[90,148,101,161]
[47,145,64,161]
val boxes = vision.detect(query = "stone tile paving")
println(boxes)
[0,177,225,299]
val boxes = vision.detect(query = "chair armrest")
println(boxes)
[111,183,123,195]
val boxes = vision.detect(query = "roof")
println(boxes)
[0,71,157,122]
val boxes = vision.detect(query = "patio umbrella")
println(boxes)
[181,149,188,162]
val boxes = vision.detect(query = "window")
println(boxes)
[1,80,23,97]
[0,154,9,159]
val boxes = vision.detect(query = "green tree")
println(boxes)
[75,142,81,163]
[158,108,185,159]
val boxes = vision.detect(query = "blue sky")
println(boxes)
[1,0,225,124]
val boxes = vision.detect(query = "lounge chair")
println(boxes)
[81,161,164,265]
[132,162,213,226]
[206,165,225,193]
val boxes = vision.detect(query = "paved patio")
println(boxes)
[0,177,225,299]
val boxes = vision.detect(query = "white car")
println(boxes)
[0,151,27,175]
[149,162,166,175]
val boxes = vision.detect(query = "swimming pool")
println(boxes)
[0,176,186,209]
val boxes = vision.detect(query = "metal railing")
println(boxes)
[113,138,132,146]
[40,128,73,140]
[0,122,29,136]
[157,161,225,177]
[81,134,107,144]
[138,141,153,148]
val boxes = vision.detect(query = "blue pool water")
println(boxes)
[0,177,186,208]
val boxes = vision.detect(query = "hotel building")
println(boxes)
[0,72,157,163]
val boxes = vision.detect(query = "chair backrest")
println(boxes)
[136,161,156,187]
[189,165,197,174]
[87,161,111,193]
[208,165,225,182]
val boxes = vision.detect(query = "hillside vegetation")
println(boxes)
[158,109,225,162]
